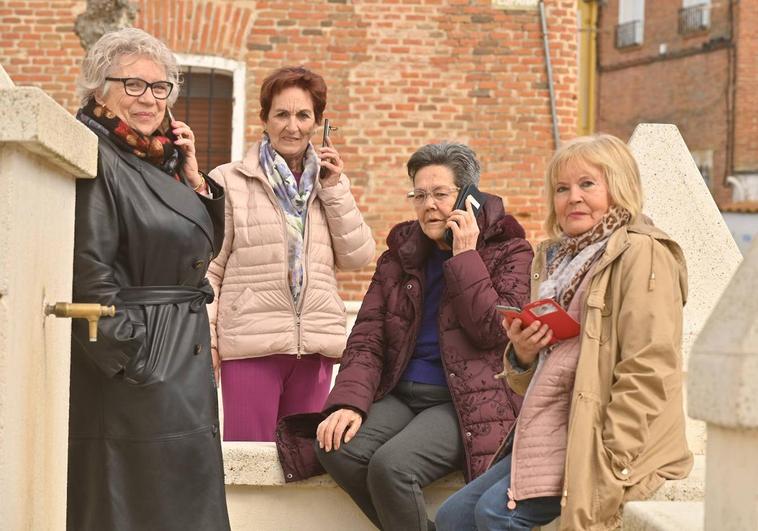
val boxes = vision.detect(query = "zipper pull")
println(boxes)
[506,488,517,510]
[560,489,568,508]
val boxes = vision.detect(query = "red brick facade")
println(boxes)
[596,0,756,207]
[0,0,579,299]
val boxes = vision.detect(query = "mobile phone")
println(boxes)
[322,118,330,147]
[319,119,330,179]
[443,184,487,247]
[495,300,580,345]
[166,108,176,136]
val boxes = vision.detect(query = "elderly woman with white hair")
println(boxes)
[68,28,229,530]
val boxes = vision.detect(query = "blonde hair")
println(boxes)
[76,27,181,108]
[544,134,643,238]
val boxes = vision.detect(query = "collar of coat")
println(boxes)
[387,193,527,275]
[237,140,330,195]
[91,127,218,252]
[533,217,688,305]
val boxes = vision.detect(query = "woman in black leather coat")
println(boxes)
[67,28,229,531]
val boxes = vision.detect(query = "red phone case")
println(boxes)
[496,299,580,345]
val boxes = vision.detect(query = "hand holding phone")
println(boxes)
[443,184,487,248]
[496,299,580,346]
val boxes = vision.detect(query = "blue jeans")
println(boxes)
[435,454,561,531]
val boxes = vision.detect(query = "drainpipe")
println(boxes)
[539,0,560,149]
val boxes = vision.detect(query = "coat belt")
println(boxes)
[119,281,214,312]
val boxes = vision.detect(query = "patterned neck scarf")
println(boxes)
[539,205,632,309]
[259,135,320,304]
[77,99,181,178]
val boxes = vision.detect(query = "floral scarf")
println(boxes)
[77,99,181,179]
[539,205,632,309]
[259,135,320,304]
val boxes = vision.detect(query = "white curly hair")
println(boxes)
[76,27,181,107]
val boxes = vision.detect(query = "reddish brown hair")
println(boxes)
[259,66,327,124]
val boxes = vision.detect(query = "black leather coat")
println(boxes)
[67,130,230,531]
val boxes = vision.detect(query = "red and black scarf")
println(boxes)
[77,99,182,179]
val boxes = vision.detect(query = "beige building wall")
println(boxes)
[0,67,97,530]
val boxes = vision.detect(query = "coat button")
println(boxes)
[532,273,540,280]
[449,372,456,378]
[406,284,413,290]
[194,344,202,355]
[286,473,293,479]
[193,259,205,270]
[465,431,472,438]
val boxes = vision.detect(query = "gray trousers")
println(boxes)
[315,380,464,531]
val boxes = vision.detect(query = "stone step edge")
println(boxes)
[222,441,705,502]
[622,501,703,531]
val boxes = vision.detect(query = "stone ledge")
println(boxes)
[222,441,464,488]
[622,501,703,531]
[0,87,97,179]
[222,442,705,501]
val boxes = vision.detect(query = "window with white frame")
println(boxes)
[616,0,645,48]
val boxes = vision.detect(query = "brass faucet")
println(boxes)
[45,303,116,342]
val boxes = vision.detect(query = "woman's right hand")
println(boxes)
[316,408,363,452]
[504,318,553,369]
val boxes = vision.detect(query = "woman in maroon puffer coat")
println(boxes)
[277,142,532,530]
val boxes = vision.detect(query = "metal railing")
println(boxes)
[615,20,643,48]
[679,4,711,35]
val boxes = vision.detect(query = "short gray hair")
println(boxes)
[406,142,481,188]
[76,27,181,108]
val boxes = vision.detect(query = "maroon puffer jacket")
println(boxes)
[277,194,533,482]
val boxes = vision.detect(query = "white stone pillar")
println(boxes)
[628,124,743,455]
[0,67,97,530]
[688,238,758,531]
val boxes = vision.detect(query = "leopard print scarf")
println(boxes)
[540,205,632,309]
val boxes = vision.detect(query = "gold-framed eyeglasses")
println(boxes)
[406,186,460,206]
[105,77,174,100]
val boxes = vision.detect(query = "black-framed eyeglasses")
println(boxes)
[105,77,174,100]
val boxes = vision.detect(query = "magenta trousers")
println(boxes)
[220,354,334,442]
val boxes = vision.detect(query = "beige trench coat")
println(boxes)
[502,221,693,530]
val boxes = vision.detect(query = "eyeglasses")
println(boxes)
[105,77,174,100]
[406,186,460,206]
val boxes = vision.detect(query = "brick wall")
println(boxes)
[0,0,579,300]
[733,0,758,173]
[596,0,739,206]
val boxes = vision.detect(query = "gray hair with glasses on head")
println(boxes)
[406,142,481,188]
[76,27,181,108]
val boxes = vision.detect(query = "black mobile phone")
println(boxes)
[165,108,184,163]
[443,184,487,247]
[319,119,330,178]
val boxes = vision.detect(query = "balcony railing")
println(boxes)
[679,4,711,35]
[615,20,643,49]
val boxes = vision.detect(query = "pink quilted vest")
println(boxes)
[507,269,593,502]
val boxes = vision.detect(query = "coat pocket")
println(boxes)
[123,303,181,385]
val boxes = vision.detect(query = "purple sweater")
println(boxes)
[401,246,452,386]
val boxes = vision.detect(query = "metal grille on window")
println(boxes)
[615,20,643,48]
[173,67,234,172]
[679,3,711,35]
